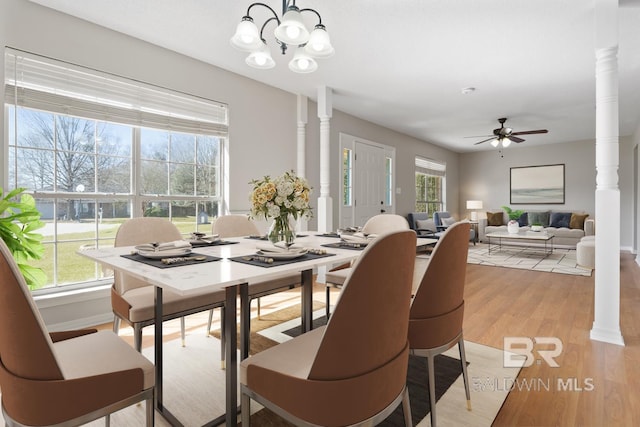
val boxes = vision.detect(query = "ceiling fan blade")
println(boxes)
[511,129,548,136]
[464,135,493,138]
[510,136,525,143]
[473,137,496,145]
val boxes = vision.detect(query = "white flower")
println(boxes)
[249,170,313,221]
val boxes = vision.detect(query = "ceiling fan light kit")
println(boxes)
[472,117,548,149]
[231,1,334,73]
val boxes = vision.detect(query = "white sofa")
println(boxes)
[478,210,595,249]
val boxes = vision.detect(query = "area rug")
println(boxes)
[48,304,521,427]
[257,307,523,426]
[466,243,592,277]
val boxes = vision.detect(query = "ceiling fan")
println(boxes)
[471,118,548,147]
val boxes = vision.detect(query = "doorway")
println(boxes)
[339,133,394,228]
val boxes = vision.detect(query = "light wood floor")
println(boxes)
[465,252,640,426]
[100,253,640,426]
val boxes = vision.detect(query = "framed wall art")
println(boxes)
[510,164,565,204]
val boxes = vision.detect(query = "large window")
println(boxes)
[4,48,228,292]
[415,157,446,216]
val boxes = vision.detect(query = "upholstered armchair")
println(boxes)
[111,217,226,352]
[240,230,416,426]
[408,221,472,427]
[0,238,155,427]
[324,214,410,318]
[212,214,301,354]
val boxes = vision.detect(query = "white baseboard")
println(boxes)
[34,285,113,331]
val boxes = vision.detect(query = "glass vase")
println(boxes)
[268,215,296,246]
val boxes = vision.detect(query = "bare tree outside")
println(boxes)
[14,109,130,220]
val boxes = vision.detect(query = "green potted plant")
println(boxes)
[501,205,525,234]
[0,187,47,289]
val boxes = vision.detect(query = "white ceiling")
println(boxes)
[27,0,640,153]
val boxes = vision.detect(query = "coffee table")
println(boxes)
[485,230,555,255]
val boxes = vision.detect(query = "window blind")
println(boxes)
[415,156,446,177]
[4,48,228,136]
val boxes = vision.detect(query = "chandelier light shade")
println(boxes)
[230,17,262,51]
[274,6,309,45]
[246,40,276,69]
[304,24,334,57]
[289,46,318,73]
[231,1,333,73]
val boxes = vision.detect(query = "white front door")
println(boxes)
[354,141,386,226]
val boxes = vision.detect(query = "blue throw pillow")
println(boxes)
[517,212,528,227]
[549,212,572,228]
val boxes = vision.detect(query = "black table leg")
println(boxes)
[154,286,183,426]
[224,284,238,426]
[240,283,250,360]
[301,269,313,333]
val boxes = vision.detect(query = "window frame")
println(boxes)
[4,48,228,294]
[415,157,446,217]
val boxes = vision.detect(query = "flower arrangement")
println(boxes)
[249,171,312,244]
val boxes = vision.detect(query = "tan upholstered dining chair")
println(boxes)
[112,217,225,352]
[241,230,417,427]
[0,238,155,427]
[212,214,300,320]
[408,221,472,427]
[324,213,410,318]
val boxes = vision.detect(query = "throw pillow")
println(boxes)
[549,212,572,228]
[527,211,551,227]
[517,212,529,227]
[415,219,436,232]
[486,211,504,226]
[570,213,589,230]
[441,217,456,227]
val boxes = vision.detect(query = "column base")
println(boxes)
[590,324,625,346]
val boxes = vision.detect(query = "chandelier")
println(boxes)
[230,0,334,73]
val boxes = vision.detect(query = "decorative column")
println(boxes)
[590,0,624,346]
[297,94,308,231]
[317,86,333,233]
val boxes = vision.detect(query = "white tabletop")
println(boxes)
[485,230,554,241]
[78,233,365,296]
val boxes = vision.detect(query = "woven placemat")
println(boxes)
[121,252,221,268]
[229,251,334,268]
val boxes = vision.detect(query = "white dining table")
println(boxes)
[80,232,404,426]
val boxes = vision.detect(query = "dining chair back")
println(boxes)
[112,217,225,352]
[212,214,260,238]
[0,238,155,426]
[241,230,417,426]
[325,213,410,318]
[212,214,301,341]
[362,213,410,234]
[408,221,472,427]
